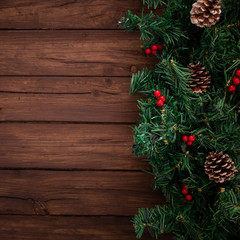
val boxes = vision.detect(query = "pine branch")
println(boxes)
[119,10,187,44]
[121,0,240,239]
[143,0,165,9]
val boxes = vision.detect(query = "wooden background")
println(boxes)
[0,1,171,239]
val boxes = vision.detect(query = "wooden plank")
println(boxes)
[0,0,144,29]
[0,123,146,170]
[0,76,131,93]
[0,170,164,216]
[0,216,173,240]
[0,92,139,122]
[0,77,140,122]
[0,31,156,76]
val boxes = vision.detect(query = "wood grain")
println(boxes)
[0,216,172,240]
[0,1,167,239]
[0,31,156,76]
[0,76,131,93]
[0,170,164,216]
[0,123,147,170]
[0,0,144,29]
[0,77,141,122]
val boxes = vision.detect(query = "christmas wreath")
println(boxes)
[119,0,240,239]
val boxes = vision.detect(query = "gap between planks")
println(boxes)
[0,121,137,124]
[0,168,144,172]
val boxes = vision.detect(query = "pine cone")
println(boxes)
[205,151,235,183]
[190,0,221,28]
[188,62,211,93]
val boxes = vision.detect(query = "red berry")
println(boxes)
[159,96,166,102]
[151,45,158,51]
[188,135,195,142]
[154,90,161,98]
[182,189,188,195]
[182,184,187,189]
[232,76,240,85]
[186,141,193,146]
[182,135,188,142]
[157,99,164,107]
[185,194,192,201]
[236,69,240,77]
[228,85,236,92]
[152,50,157,55]
[145,48,151,55]
[157,44,163,51]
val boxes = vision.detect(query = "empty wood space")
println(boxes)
[0,1,170,239]
[0,0,143,29]
[0,77,140,122]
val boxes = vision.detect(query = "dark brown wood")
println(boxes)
[0,216,138,240]
[0,77,141,122]
[0,216,172,240]
[0,93,138,122]
[0,0,144,29]
[0,31,156,76]
[0,170,164,216]
[0,123,147,170]
[0,1,167,239]
[0,76,130,93]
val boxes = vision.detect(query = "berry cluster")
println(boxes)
[154,90,166,107]
[182,184,192,201]
[228,69,240,93]
[182,134,195,146]
[145,44,163,55]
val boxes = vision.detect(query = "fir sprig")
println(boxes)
[120,0,240,239]
[119,10,187,44]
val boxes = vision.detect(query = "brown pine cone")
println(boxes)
[190,0,221,28]
[188,62,211,93]
[205,151,235,183]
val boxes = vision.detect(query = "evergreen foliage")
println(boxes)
[119,0,240,239]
